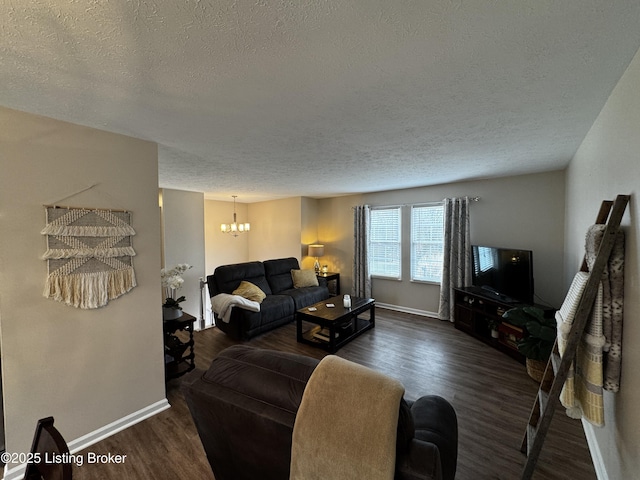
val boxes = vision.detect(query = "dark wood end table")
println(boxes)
[316,272,340,295]
[296,296,375,353]
[163,312,196,381]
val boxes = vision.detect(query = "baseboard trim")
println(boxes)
[376,302,438,319]
[3,398,171,480]
[67,399,172,453]
[583,420,607,480]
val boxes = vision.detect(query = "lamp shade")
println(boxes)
[308,244,325,257]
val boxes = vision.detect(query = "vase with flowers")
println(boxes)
[161,263,192,320]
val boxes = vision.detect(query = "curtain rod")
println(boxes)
[356,196,481,209]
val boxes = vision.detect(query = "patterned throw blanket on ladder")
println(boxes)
[557,224,625,426]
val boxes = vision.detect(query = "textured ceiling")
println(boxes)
[2,1,640,202]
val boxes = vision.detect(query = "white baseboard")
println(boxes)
[583,420,607,480]
[376,302,439,319]
[3,398,171,480]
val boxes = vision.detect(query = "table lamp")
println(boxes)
[308,244,325,273]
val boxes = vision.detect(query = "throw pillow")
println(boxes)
[232,281,266,303]
[291,269,319,288]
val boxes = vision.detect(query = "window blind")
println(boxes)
[411,204,444,283]
[369,207,401,279]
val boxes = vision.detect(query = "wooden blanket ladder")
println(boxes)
[520,194,629,480]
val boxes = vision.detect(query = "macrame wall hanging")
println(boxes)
[42,206,137,309]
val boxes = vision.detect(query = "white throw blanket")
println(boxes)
[211,293,260,323]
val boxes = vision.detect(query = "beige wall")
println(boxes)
[204,199,250,272]
[301,197,320,270]
[317,194,366,280]
[203,199,250,325]
[248,197,303,261]
[565,47,640,479]
[161,189,205,326]
[318,171,566,314]
[0,107,165,465]
[204,197,323,273]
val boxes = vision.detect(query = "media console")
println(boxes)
[453,286,554,363]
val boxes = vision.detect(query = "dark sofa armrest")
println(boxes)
[410,395,458,480]
[396,439,443,480]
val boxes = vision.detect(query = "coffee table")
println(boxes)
[296,296,375,353]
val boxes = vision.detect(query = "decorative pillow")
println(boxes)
[232,281,266,303]
[291,269,319,288]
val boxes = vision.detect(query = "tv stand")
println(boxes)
[453,287,553,363]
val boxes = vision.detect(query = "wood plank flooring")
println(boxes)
[73,308,596,480]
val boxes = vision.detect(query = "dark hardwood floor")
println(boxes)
[73,308,596,480]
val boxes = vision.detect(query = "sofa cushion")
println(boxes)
[291,269,319,288]
[232,295,295,333]
[280,286,329,310]
[214,261,272,295]
[232,281,267,303]
[222,292,300,339]
[260,294,295,323]
[264,257,299,293]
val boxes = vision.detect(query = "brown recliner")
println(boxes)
[182,345,458,480]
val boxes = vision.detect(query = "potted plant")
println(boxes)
[161,263,192,320]
[502,306,556,384]
[487,318,501,338]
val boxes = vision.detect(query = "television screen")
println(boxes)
[471,245,534,304]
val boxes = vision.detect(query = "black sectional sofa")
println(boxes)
[206,257,330,339]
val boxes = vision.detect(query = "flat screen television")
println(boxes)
[471,245,534,304]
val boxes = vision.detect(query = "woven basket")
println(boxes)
[526,358,554,391]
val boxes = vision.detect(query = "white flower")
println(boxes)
[167,277,184,290]
[161,264,192,301]
[161,264,192,285]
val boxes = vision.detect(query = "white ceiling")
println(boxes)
[2,1,640,203]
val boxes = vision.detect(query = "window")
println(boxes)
[369,207,402,279]
[411,204,444,283]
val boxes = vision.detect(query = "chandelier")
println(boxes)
[221,195,250,237]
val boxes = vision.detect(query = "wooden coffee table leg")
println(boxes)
[329,325,337,353]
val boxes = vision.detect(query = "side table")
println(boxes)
[316,272,340,295]
[163,312,196,381]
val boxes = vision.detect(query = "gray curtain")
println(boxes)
[438,197,472,322]
[353,205,371,298]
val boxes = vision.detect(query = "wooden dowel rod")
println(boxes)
[43,204,130,213]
